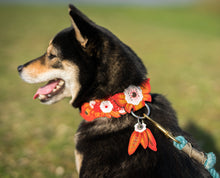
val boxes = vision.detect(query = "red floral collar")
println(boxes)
[80,79,152,121]
[80,79,156,155]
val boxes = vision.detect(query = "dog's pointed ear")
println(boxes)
[68,4,96,48]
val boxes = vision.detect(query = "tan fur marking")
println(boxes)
[24,57,48,78]
[75,149,83,174]
[24,43,60,78]
[49,39,53,45]
[24,56,60,78]
[69,9,88,48]
[47,44,58,56]
[25,44,62,78]
[74,132,83,174]
[61,61,81,104]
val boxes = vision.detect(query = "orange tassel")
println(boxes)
[128,131,141,155]
[146,128,157,151]
[128,125,157,155]
[140,131,148,149]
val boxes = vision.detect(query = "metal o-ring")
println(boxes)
[130,103,150,119]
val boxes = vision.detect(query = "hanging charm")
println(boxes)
[128,122,157,155]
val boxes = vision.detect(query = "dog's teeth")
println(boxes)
[53,89,56,92]
[56,85,61,89]
[59,80,64,86]
[39,94,46,100]
[48,94,52,97]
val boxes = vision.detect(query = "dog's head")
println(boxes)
[18,4,147,107]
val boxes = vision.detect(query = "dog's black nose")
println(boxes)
[17,65,23,73]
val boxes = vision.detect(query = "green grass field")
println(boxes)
[0,4,219,177]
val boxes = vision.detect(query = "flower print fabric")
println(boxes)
[80,79,152,121]
[112,79,151,113]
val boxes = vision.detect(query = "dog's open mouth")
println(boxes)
[33,78,65,102]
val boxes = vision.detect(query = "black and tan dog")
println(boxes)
[17,4,212,177]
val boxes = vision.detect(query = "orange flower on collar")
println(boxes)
[112,79,151,113]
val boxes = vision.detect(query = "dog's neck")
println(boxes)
[80,79,152,121]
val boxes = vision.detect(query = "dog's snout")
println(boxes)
[17,65,24,73]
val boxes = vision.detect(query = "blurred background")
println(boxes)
[0,0,219,177]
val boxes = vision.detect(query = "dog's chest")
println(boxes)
[74,120,133,176]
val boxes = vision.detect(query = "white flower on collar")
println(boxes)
[89,100,96,109]
[100,100,113,113]
[124,86,143,105]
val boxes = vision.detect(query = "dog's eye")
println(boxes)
[48,54,56,60]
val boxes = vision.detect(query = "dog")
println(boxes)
[17,4,212,177]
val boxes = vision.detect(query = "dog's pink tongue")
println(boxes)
[33,80,59,99]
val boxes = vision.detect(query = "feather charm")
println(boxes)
[128,122,157,155]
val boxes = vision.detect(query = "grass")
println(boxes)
[0,4,220,177]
